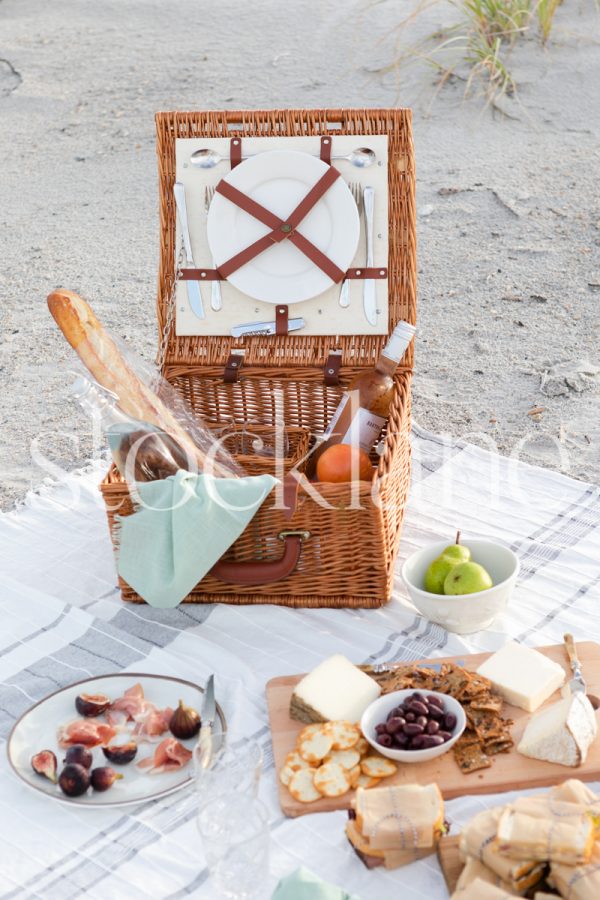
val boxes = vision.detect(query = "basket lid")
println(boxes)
[155,108,416,370]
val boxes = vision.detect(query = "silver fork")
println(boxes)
[205,186,223,311]
[339,182,362,308]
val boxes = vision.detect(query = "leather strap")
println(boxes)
[230,137,242,168]
[320,135,332,164]
[215,168,345,283]
[282,472,300,520]
[210,534,302,586]
[275,305,289,336]
[346,267,388,279]
[324,352,342,386]
[223,353,244,384]
[179,265,388,281]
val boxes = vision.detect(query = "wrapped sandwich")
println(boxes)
[346,783,445,869]
[495,807,595,865]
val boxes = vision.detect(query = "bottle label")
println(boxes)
[340,407,386,453]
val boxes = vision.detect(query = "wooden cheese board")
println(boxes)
[266,641,600,818]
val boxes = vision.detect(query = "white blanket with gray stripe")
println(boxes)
[1,425,599,899]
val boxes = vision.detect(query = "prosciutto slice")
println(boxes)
[137,737,193,774]
[108,683,172,741]
[58,718,117,748]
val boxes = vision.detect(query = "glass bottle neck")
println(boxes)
[374,354,398,377]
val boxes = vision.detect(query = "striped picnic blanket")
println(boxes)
[1,424,599,899]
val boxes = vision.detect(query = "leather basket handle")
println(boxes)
[210,531,309,586]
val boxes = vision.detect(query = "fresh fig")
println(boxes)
[64,744,93,769]
[31,750,58,784]
[91,766,123,792]
[75,692,111,717]
[169,699,201,740]
[102,741,137,765]
[59,763,91,797]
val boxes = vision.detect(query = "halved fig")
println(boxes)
[75,692,111,717]
[59,763,90,797]
[102,741,137,765]
[91,766,123,792]
[64,744,93,769]
[31,750,58,784]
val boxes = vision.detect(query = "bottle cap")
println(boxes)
[381,321,416,363]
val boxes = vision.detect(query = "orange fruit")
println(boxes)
[316,444,373,483]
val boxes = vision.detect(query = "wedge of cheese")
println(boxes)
[477,642,565,712]
[289,654,381,724]
[517,692,597,767]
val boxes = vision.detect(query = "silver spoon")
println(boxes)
[189,146,376,169]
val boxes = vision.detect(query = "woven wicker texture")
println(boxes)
[100,108,416,608]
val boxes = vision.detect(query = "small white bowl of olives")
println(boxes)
[361,689,466,763]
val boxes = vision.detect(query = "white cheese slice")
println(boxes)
[517,693,597,767]
[476,642,565,712]
[290,654,381,724]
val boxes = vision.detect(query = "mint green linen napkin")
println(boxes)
[116,471,278,608]
[271,867,361,900]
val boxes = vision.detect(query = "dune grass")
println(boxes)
[381,0,582,107]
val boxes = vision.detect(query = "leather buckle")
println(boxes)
[278,530,311,541]
[223,352,244,384]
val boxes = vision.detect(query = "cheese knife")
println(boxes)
[362,185,377,326]
[173,182,205,320]
[563,633,600,708]
[197,674,216,767]
[231,317,305,338]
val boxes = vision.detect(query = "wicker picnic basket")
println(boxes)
[100,108,416,608]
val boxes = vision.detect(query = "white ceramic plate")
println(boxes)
[7,672,226,808]
[207,150,360,303]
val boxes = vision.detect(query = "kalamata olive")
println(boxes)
[403,722,424,736]
[404,711,416,723]
[428,705,444,719]
[444,713,457,731]
[394,732,409,747]
[426,694,445,709]
[59,763,90,797]
[438,731,452,742]
[426,720,440,735]
[64,744,93,770]
[421,735,445,748]
[409,700,429,716]
[375,722,388,735]
[416,715,428,728]
[386,716,405,735]
[387,707,403,720]
[411,692,425,703]
[410,735,426,749]
[377,733,393,748]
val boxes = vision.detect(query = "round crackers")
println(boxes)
[329,721,360,750]
[360,756,397,778]
[288,767,321,803]
[314,762,351,798]
[298,729,334,764]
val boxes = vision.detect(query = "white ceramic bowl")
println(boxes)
[401,539,519,635]
[361,689,466,763]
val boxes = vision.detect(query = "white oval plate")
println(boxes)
[207,150,360,303]
[7,672,226,808]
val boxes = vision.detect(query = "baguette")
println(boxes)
[48,289,232,478]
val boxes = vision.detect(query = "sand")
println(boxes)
[0,0,598,509]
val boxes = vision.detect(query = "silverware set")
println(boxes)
[177,144,380,328]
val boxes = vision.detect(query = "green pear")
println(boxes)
[441,543,471,564]
[444,561,493,595]
[424,556,458,594]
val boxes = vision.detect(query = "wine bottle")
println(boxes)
[314,321,415,462]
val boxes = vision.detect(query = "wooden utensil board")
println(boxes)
[266,641,600,818]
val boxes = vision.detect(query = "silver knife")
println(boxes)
[231,317,305,338]
[173,182,205,320]
[362,185,377,326]
[197,674,216,767]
